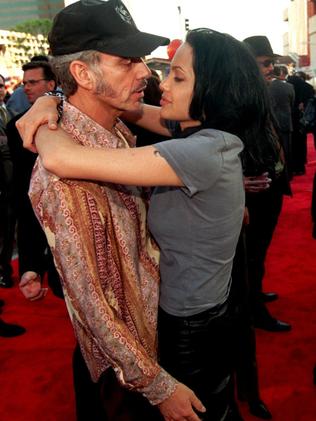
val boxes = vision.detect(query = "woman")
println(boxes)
[19,29,279,421]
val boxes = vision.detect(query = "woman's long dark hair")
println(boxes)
[186,28,279,175]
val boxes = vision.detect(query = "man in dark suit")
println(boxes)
[228,34,292,421]
[270,65,295,178]
[287,72,315,175]
[7,61,62,299]
[243,35,292,332]
[0,73,15,288]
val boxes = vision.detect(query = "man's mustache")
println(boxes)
[134,80,148,93]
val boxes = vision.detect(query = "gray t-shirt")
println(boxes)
[148,128,245,317]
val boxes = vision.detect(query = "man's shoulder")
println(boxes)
[270,79,289,91]
[270,80,294,100]
[6,110,28,132]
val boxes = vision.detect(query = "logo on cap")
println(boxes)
[115,2,135,25]
[82,0,110,5]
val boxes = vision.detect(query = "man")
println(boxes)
[271,65,295,179]
[0,76,26,334]
[7,61,62,300]
[287,71,315,175]
[0,73,15,288]
[18,2,204,421]
[243,35,292,331]
[6,55,50,116]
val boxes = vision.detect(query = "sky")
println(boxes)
[65,0,290,56]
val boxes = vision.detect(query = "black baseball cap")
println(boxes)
[49,0,170,57]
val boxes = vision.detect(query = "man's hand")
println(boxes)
[158,383,206,421]
[244,172,271,193]
[19,271,47,301]
[15,95,60,153]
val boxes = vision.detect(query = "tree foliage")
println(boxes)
[11,19,52,37]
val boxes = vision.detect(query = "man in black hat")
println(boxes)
[242,35,292,333]
[227,34,292,421]
[16,2,205,421]
[244,37,294,173]
[244,36,279,82]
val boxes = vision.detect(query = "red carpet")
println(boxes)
[0,268,76,420]
[1,137,316,421]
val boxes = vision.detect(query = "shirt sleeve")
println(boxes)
[154,130,225,196]
[30,173,177,406]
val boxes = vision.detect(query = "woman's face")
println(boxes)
[160,42,200,130]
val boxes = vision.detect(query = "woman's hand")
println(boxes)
[16,95,60,153]
[158,383,206,421]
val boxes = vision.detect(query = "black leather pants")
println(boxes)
[158,301,237,421]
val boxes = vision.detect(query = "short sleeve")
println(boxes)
[154,130,225,196]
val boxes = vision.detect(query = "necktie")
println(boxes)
[0,105,8,125]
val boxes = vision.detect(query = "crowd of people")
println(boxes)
[1,1,316,420]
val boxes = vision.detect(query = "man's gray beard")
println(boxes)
[94,74,117,98]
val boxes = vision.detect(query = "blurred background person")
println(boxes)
[7,60,62,300]
[270,65,295,179]
[287,71,315,175]
[0,73,15,288]
[6,55,50,117]
[243,35,292,332]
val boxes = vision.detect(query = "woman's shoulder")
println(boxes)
[189,128,243,150]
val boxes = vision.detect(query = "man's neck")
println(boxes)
[68,91,121,131]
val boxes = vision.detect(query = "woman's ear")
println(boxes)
[69,60,94,91]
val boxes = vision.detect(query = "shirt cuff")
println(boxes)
[141,368,178,406]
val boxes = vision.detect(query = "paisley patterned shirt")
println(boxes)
[29,102,177,405]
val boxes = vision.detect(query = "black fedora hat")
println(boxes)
[49,0,170,57]
[243,35,281,58]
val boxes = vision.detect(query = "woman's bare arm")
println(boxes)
[17,97,171,152]
[122,104,171,137]
[36,125,182,187]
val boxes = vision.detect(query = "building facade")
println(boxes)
[0,30,49,79]
[308,0,316,72]
[283,0,316,76]
[0,0,65,79]
[0,0,64,29]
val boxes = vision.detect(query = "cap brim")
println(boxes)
[99,31,170,57]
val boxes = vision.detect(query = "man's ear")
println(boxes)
[47,80,57,92]
[69,60,94,90]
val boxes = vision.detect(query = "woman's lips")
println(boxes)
[160,97,171,106]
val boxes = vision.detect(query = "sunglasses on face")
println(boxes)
[258,59,275,68]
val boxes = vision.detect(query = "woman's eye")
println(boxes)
[174,77,184,82]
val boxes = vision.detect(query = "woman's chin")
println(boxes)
[160,107,172,120]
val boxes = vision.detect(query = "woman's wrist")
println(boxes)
[44,91,65,120]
